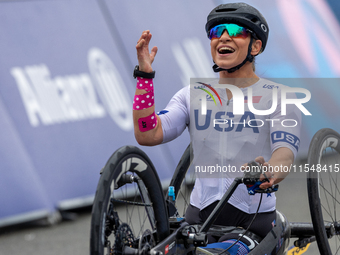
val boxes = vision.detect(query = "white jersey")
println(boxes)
[158,78,301,213]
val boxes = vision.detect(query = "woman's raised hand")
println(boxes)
[136,30,158,73]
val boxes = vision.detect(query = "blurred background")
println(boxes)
[0,0,339,254]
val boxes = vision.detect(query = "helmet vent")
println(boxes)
[216,8,237,13]
[251,17,259,23]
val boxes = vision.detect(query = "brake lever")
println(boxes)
[262,171,270,183]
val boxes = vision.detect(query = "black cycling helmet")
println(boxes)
[206,3,269,73]
[206,2,269,51]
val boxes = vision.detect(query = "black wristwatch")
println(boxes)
[133,65,155,79]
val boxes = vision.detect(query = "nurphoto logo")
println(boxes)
[197,82,311,116]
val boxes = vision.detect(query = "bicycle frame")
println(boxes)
[91,130,340,255]
[146,176,292,255]
[105,171,318,255]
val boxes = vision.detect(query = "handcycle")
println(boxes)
[90,128,340,255]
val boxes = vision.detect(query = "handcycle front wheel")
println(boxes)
[307,128,340,255]
[90,145,170,255]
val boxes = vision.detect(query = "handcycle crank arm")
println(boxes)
[199,177,243,233]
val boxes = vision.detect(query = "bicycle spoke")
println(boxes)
[178,189,190,216]
[138,212,150,237]
[336,235,340,254]
[320,177,335,223]
[335,173,338,222]
[319,182,340,211]
[329,173,337,229]
[335,241,340,255]
[319,182,340,206]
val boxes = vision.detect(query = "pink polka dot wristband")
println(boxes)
[133,91,154,110]
[138,112,157,132]
[136,77,154,91]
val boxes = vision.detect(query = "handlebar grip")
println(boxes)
[255,184,279,193]
[247,182,279,195]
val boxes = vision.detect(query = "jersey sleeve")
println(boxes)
[158,86,190,143]
[269,86,302,159]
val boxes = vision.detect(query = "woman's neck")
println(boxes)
[218,62,259,88]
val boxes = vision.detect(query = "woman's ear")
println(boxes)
[251,39,262,56]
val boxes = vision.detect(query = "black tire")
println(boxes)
[307,128,340,255]
[90,145,170,255]
[166,144,194,217]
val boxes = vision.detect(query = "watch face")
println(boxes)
[133,65,139,78]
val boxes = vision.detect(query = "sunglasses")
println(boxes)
[208,24,250,40]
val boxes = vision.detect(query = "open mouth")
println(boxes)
[218,46,235,54]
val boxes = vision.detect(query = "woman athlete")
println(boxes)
[132,2,301,244]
